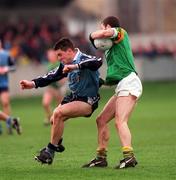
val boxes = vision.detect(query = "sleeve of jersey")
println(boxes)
[110,28,118,38]
[111,28,125,44]
[78,57,102,71]
[32,63,67,88]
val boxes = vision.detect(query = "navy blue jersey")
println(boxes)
[0,49,16,88]
[33,49,102,97]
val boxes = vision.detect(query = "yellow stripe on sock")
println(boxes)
[96,148,107,158]
[122,146,134,158]
[122,146,133,152]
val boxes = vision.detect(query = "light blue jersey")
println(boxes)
[67,49,100,97]
[0,49,15,88]
[33,49,102,98]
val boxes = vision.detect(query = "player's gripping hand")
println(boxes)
[63,64,79,73]
[20,80,36,90]
[0,67,9,75]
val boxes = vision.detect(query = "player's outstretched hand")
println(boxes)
[20,80,35,90]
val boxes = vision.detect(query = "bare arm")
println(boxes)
[91,29,115,39]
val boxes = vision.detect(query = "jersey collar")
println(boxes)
[73,48,81,62]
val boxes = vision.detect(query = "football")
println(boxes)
[94,38,113,51]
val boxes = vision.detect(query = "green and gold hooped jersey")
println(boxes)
[105,27,136,85]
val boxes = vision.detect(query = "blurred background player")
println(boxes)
[42,49,67,126]
[0,39,16,134]
[0,111,21,135]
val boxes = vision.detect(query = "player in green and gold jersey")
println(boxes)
[83,16,143,169]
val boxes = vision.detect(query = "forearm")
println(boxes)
[91,30,105,39]
[91,29,114,39]
[33,65,67,88]
[32,76,67,88]
[32,78,54,88]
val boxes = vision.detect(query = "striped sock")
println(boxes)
[122,146,134,158]
[96,148,107,158]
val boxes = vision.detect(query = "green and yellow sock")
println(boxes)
[122,146,134,158]
[96,148,107,159]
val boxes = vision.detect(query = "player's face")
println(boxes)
[55,49,73,64]
[100,23,106,30]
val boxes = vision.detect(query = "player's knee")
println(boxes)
[53,108,64,122]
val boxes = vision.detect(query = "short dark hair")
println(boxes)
[102,16,120,28]
[53,38,74,51]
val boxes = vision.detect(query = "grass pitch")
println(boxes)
[0,82,176,180]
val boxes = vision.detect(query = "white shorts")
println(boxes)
[115,72,143,99]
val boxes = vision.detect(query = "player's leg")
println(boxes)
[114,72,142,169]
[115,95,137,147]
[0,111,9,121]
[50,101,92,145]
[96,95,116,150]
[0,111,21,135]
[35,101,92,164]
[1,91,11,115]
[0,92,2,134]
[0,91,12,134]
[0,111,12,134]
[42,88,53,125]
[82,95,116,168]
[114,95,138,168]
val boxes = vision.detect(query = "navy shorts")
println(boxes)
[0,87,9,94]
[61,93,100,117]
